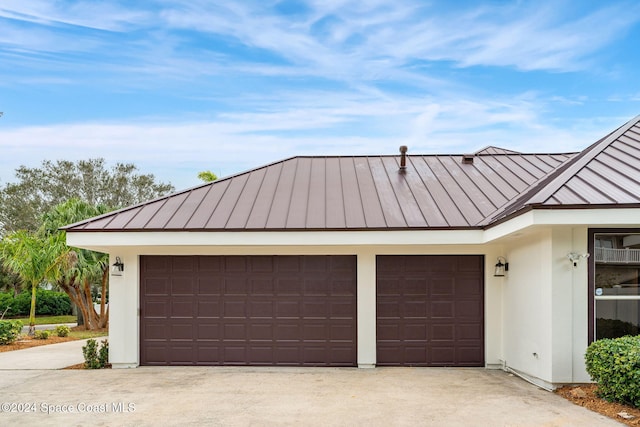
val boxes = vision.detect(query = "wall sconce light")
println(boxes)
[111,256,124,276]
[494,257,509,277]
[567,252,589,267]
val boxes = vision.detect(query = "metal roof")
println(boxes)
[64,114,640,232]
[490,114,640,223]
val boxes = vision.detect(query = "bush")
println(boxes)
[55,325,71,337]
[0,290,72,317]
[34,330,50,340]
[83,339,109,369]
[585,335,640,408]
[0,293,13,317]
[0,319,23,345]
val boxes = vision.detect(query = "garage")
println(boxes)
[377,255,484,367]
[140,255,357,366]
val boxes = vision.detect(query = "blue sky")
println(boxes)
[1,1,640,190]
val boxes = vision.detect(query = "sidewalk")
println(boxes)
[21,323,78,334]
[0,338,89,370]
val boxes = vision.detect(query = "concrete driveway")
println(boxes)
[0,366,620,426]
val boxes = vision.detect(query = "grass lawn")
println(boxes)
[10,315,77,325]
[69,329,108,339]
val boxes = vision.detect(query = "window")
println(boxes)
[592,232,640,340]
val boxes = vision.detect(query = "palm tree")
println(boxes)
[41,199,111,330]
[0,230,56,335]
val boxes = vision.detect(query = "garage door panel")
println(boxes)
[431,324,454,341]
[276,301,300,317]
[197,324,220,340]
[250,256,275,272]
[377,278,400,296]
[144,322,169,340]
[250,323,274,340]
[171,300,194,317]
[145,278,170,296]
[224,300,247,317]
[196,300,220,317]
[143,256,171,273]
[224,278,248,294]
[331,301,355,317]
[431,279,454,295]
[275,324,300,340]
[431,301,454,318]
[275,279,300,295]
[249,300,274,317]
[170,323,194,340]
[197,277,222,295]
[198,256,223,272]
[224,346,247,363]
[456,300,482,317]
[144,300,168,317]
[141,255,356,366]
[332,279,356,295]
[197,346,221,363]
[404,279,428,295]
[457,324,483,340]
[377,255,484,367]
[224,322,249,339]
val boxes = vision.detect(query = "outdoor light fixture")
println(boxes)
[567,252,590,267]
[111,256,124,276]
[494,256,509,277]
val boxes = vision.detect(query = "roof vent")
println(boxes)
[399,145,408,171]
[462,154,474,164]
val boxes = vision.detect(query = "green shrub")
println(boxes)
[0,293,14,317]
[83,339,109,369]
[34,330,50,340]
[98,339,109,367]
[55,325,71,337]
[585,335,640,408]
[0,319,23,345]
[2,290,72,317]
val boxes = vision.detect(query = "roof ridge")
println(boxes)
[483,114,640,224]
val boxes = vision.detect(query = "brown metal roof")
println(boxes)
[64,114,640,232]
[65,151,574,231]
[489,114,640,223]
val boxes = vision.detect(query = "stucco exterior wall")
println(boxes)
[502,226,591,388]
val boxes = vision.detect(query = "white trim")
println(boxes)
[67,208,640,252]
[67,229,485,250]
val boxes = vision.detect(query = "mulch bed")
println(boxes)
[0,335,75,352]
[555,384,640,426]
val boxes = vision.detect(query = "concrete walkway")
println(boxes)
[0,338,89,370]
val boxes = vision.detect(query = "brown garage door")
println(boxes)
[140,255,357,366]
[377,255,484,367]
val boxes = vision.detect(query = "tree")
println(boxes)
[0,260,20,296]
[41,199,111,330]
[0,230,57,335]
[197,170,218,182]
[0,158,174,236]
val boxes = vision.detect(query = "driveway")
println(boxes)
[0,366,620,426]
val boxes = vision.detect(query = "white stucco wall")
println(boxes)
[501,226,591,388]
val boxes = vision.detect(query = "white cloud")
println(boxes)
[0,90,624,190]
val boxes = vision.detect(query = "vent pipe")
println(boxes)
[399,145,408,171]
